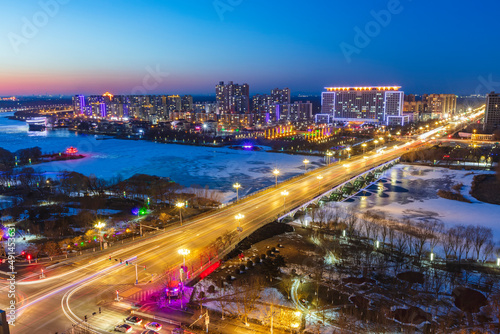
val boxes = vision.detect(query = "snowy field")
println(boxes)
[0,113,323,202]
[333,164,500,242]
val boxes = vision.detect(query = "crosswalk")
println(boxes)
[80,305,130,332]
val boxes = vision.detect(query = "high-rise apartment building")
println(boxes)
[289,101,313,122]
[271,88,291,104]
[181,95,193,112]
[426,94,456,119]
[168,95,182,114]
[484,92,500,133]
[319,86,407,125]
[215,81,250,114]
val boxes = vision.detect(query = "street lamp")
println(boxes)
[233,183,241,202]
[281,190,289,210]
[326,151,333,165]
[177,248,190,309]
[95,221,105,251]
[316,175,323,192]
[235,213,244,231]
[178,248,190,266]
[374,140,379,149]
[273,169,280,187]
[361,143,367,154]
[303,159,309,173]
[176,202,185,226]
[346,147,352,159]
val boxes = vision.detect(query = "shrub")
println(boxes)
[437,190,471,203]
[207,285,215,293]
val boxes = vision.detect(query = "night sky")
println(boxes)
[1,0,499,95]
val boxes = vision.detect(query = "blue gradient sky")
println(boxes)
[1,0,499,95]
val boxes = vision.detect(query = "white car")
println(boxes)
[141,330,159,334]
[115,324,133,333]
[145,322,162,331]
[124,315,143,325]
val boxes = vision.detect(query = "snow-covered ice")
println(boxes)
[335,164,500,242]
[0,113,323,202]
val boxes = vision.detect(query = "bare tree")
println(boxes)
[388,225,396,250]
[216,282,229,320]
[345,207,358,237]
[412,222,432,264]
[234,277,263,326]
[463,225,474,261]
[43,241,60,260]
[394,231,408,261]
[427,220,444,254]
[315,208,330,231]
[472,226,493,261]
[482,241,495,262]
[441,230,456,263]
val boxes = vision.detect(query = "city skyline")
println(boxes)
[1,0,500,96]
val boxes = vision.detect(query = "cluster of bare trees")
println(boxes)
[0,167,47,189]
[441,225,495,264]
[401,146,498,166]
[304,206,499,265]
[197,278,300,331]
[189,185,224,206]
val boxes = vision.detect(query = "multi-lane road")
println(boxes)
[1,116,482,333]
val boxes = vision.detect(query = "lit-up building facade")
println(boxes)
[319,86,407,126]
[425,94,457,119]
[215,81,250,114]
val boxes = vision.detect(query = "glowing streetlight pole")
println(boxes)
[303,159,309,173]
[273,169,280,187]
[361,143,367,154]
[95,221,105,251]
[316,175,323,194]
[374,140,379,149]
[346,147,351,159]
[281,190,289,210]
[233,183,241,202]
[178,248,190,309]
[178,248,190,267]
[176,202,185,226]
[235,213,244,230]
[326,151,333,165]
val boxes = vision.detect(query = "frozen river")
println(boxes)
[0,113,323,200]
[336,164,500,242]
